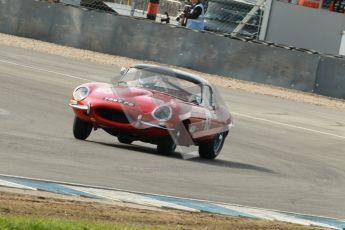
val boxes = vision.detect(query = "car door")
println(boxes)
[186,85,216,140]
[185,85,225,140]
[200,85,226,137]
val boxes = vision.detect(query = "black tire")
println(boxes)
[157,137,176,155]
[73,116,92,140]
[117,135,134,144]
[198,132,226,159]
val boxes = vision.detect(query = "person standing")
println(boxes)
[184,0,205,30]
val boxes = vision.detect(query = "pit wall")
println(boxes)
[0,0,344,99]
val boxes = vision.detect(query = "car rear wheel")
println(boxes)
[117,135,134,144]
[157,137,176,155]
[73,116,92,140]
[198,132,226,159]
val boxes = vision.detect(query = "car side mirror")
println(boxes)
[120,67,127,76]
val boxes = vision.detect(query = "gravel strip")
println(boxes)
[1,33,344,110]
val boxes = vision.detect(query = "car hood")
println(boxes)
[88,84,182,114]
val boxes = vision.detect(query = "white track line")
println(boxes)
[64,185,198,211]
[217,204,337,229]
[1,57,344,140]
[233,112,345,140]
[0,59,91,82]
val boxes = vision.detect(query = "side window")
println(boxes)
[202,85,213,107]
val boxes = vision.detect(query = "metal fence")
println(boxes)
[50,0,266,38]
[203,0,265,38]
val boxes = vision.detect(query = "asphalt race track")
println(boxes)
[0,44,345,219]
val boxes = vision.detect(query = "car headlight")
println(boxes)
[73,86,90,101]
[152,105,172,122]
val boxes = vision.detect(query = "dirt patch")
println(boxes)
[0,187,327,230]
[0,33,344,110]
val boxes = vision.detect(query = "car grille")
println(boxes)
[95,108,131,123]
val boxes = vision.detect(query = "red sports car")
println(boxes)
[69,64,232,159]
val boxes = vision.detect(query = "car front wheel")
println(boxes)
[198,132,226,159]
[73,116,92,140]
[117,135,134,144]
[157,137,176,155]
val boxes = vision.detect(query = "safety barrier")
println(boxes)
[0,0,344,99]
[315,56,345,99]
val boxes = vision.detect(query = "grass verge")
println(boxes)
[0,215,148,230]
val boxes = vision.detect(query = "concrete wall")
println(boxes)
[266,0,345,55]
[0,0,344,99]
[314,57,345,99]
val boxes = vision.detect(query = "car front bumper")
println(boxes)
[69,100,175,133]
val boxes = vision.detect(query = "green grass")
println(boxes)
[0,215,153,230]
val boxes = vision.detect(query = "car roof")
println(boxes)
[132,64,210,86]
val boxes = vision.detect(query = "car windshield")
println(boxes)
[118,67,202,104]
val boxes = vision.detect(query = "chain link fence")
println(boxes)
[204,0,265,38]
[46,0,266,38]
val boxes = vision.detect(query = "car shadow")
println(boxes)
[86,140,182,159]
[189,158,276,174]
[86,140,276,174]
